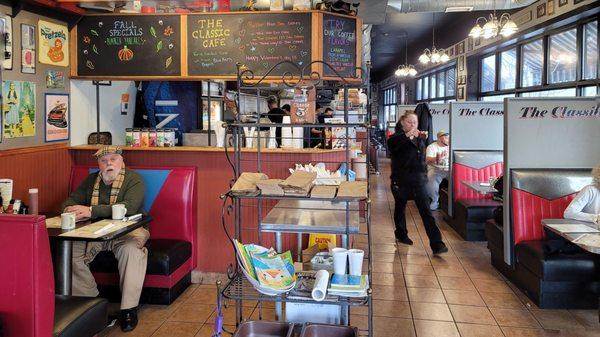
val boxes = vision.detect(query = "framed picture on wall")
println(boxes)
[537,3,547,18]
[0,15,13,70]
[448,47,454,57]
[467,38,473,52]
[457,41,465,54]
[2,81,36,139]
[44,93,69,142]
[21,24,35,74]
[458,55,465,71]
[559,0,568,6]
[547,0,555,15]
[474,36,481,47]
[457,86,465,100]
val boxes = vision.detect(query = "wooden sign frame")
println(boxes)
[69,10,362,82]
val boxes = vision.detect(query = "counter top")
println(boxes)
[69,145,347,154]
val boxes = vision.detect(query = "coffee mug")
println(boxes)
[61,212,76,229]
[112,204,127,220]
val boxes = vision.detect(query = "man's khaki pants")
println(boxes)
[71,228,149,310]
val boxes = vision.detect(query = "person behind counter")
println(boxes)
[564,163,600,224]
[62,146,147,332]
[264,95,285,146]
[310,107,334,148]
[281,104,291,116]
[426,130,450,210]
[387,112,448,254]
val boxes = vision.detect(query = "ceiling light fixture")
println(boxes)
[396,37,417,77]
[469,1,518,39]
[419,13,449,65]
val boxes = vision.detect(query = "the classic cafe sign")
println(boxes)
[430,107,449,115]
[519,105,600,119]
[458,107,504,116]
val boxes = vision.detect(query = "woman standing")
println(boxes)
[387,112,448,254]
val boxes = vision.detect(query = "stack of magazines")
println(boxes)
[327,274,369,297]
[234,240,297,295]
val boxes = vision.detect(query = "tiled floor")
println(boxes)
[101,158,600,337]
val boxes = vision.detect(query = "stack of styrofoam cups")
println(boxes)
[332,247,365,276]
[332,248,348,275]
[281,116,293,148]
[292,125,304,149]
[348,249,364,276]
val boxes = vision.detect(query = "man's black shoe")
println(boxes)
[120,307,138,332]
[396,236,413,245]
[432,242,449,255]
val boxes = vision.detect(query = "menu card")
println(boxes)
[59,219,136,239]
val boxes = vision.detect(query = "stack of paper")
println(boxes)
[279,171,316,197]
[256,179,285,196]
[328,274,368,297]
[336,181,368,199]
[231,172,268,195]
[310,185,337,199]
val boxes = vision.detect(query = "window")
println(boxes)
[521,39,543,87]
[446,68,455,96]
[521,88,577,97]
[423,76,429,100]
[416,78,422,100]
[383,87,397,123]
[430,100,445,104]
[481,54,496,92]
[499,48,517,90]
[548,28,577,84]
[583,21,598,80]
[430,74,437,98]
[481,93,515,102]
[438,71,446,97]
[582,86,598,96]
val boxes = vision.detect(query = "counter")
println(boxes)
[69,145,349,275]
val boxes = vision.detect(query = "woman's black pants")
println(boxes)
[391,180,443,247]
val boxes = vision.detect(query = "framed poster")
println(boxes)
[547,0,555,15]
[537,3,547,18]
[38,20,69,67]
[44,93,69,142]
[458,55,465,71]
[559,0,568,6]
[456,41,465,55]
[46,69,65,88]
[467,37,473,52]
[474,36,481,47]
[0,15,13,70]
[21,24,35,74]
[457,86,465,100]
[2,81,36,139]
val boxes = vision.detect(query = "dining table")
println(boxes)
[46,215,152,296]
[461,180,498,195]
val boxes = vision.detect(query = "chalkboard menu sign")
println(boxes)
[77,15,181,76]
[322,14,357,78]
[187,13,312,76]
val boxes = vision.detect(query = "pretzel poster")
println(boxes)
[38,20,69,67]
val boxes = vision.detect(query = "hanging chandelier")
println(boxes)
[396,37,417,77]
[419,13,449,65]
[468,3,518,40]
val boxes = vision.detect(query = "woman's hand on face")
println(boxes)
[418,131,428,139]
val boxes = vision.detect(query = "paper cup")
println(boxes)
[331,247,348,275]
[348,249,364,276]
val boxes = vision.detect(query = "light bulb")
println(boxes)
[395,68,402,77]
[500,19,518,37]
[469,24,482,38]
[482,20,498,39]
[440,52,449,63]
[431,49,441,63]
[408,67,417,77]
[419,53,430,64]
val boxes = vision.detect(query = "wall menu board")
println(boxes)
[76,15,181,76]
[322,14,357,78]
[187,13,312,76]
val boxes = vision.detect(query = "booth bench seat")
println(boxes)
[70,166,197,305]
[509,169,597,309]
[450,151,503,240]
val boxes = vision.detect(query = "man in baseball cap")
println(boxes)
[426,131,450,210]
[62,145,147,331]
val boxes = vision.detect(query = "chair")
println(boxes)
[0,214,107,337]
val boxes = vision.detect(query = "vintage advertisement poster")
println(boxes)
[45,93,69,142]
[21,24,36,74]
[0,15,13,70]
[46,69,65,88]
[2,81,36,138]
[38,20,69,67]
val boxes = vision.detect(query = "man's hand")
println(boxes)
[64,205,91,220]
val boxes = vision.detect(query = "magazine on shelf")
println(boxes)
[330,274,367,290]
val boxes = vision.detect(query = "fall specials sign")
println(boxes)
[38,20,69,67]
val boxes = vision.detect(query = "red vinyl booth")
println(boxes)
[0,214,107,337]
[449,150,503,241]
[508,169,599,308]
[69,166,197,305]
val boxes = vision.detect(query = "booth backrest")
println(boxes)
[0,215,54,337]
[70,166,198,268]
[452,151,503,201]
[511,169,592,245]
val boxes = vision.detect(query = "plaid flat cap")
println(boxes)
[93,145,123,158]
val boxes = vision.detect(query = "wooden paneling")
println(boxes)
[0,144,72,214]
[70,148,346,273]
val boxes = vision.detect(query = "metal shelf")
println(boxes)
[228,191,368,203]
[221,273,370,307]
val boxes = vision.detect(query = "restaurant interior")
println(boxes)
[0,0,599,337]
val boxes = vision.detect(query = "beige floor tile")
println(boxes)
[371,272,405,287]
[349,314,369,330]
[437,276,476,291]
[138,304,180,323]
[569,310,600,329]
[407,288,446,303]
[372,284,409,301]
[433,266,468,278]
[374,317,416,337]
[372,252,402,263]
[479,291,525,309]
[443,290,485,306]
[371,244,398,254]
[206,305,254,326]
[530,310,586,330]
[410,302,453,321]
[490,308,541,328]
[473,279,514,294]
[449,305,496,325]
[248,307,277,321]
[167,304,214,324]
[402,254,432,265]
[150,321,201,337]
[185,286,218,305]
[403,263,436,276]
[373,261,404,274]
[414,320,460,337]
[373,300,412,318]
[107,320,162,337]
[500,326,554,337]
[405,274,440,289]
[456,323,504,337]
